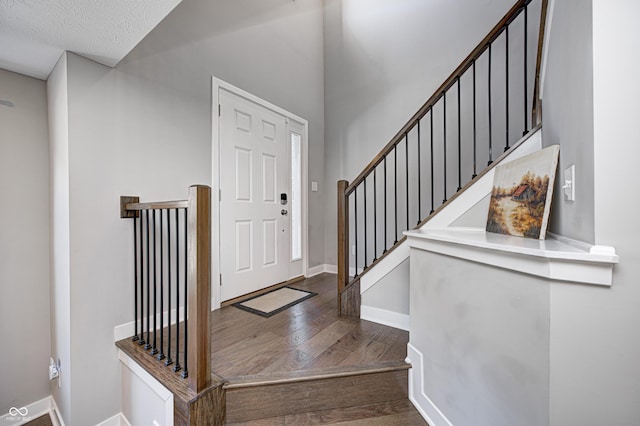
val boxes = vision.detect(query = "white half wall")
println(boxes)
[409,250,550,426]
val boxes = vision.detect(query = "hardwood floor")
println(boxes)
[117,273,427,424]
[210,273,409,380]
[23,414,53,426]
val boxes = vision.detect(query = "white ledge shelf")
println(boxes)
[405,228,618,286]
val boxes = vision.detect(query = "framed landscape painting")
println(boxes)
[486,145,560,240]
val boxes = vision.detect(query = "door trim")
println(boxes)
[211,77,309,310]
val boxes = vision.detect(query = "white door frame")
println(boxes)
[211,77,309,310]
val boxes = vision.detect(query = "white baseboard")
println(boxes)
[361,305,410,331]
[114,307,186,342]
[306,264,337,277]
[96,413,131,426]
[407,343,453,426]
[1,396,62,426]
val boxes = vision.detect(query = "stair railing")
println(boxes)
[121,185,211,392]
[337,0,548,315]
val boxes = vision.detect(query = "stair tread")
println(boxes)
[224,359,411,389]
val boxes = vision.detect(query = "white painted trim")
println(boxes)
[361,305,409,331]
[114,307,185,342]
[407,343,454,426]
[360,243,409,293]
[118,350,174,426]
[96,413,131,426]
[306,264,337,277]
[211,77,310,310]
[50,396,63,426]
[324,264,337,274]
[405,227,618,286]
[1,396,61,426]
[539,0,556,100]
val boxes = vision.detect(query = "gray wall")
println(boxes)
[47,53,72,421]
[0,69,51,414]
[45,0,325,422]
[410,250,550,426]
[118,0,326,267]
[547,1,640,424]
[542,0,595,243]
[322,0,534,265]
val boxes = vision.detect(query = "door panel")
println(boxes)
[219,88,290,301]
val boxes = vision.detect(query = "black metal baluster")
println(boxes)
[354,187,358,277]
[151,210,158,356]
[158,210,165,361]
[173,209,181,373]
[364,178,368,269]
[383,157,388,253]
[405,133,409,231]
[457,76,462,191]
[417,120,422,225]
[165,209,173,367]
[182,208,188,379]
[488,44,493,165]
[394,144,398,243]
[443,92,448,204]
[139,211,146,347]
[505,25,510,152]
[133,215,139,342]
[373,168,378,261]
[473,60,478,179]
[145,210,151,350]
[430,109,435,214]
[523,4,529,135]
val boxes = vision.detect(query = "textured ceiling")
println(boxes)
[0,0,181,80]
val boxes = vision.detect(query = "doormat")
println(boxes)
[233,286,317,318]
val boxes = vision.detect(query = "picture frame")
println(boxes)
[486,145,560,240]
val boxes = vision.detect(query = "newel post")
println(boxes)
[337,180,349,315]
[187,185,211,392]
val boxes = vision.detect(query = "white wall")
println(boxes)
[0,69,51,414]
[118,0,326,267]
[546,1,640,424]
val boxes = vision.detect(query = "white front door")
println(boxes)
[219,88,291,301]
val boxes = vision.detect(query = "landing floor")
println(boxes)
[211,273,408,380]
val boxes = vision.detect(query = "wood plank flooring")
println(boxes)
[118,273,427,424]
[23,414,53,426]
[210,273,409,381]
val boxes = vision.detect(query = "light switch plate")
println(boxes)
[311,181,319,192]
[564,165,575,201]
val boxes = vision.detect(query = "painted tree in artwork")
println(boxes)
[487,172,551,238]
[510,172,550,237]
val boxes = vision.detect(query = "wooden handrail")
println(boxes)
[126,200,188,210]
[532,0,549,126]
[345,0,533,196]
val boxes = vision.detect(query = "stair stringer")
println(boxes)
[360,128,543,329]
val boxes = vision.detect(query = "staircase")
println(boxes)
[337,0,549,316]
